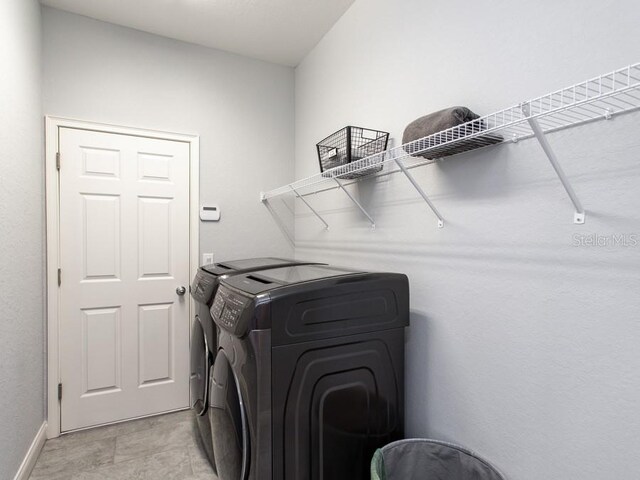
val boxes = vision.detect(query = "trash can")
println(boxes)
[371,439,506,480]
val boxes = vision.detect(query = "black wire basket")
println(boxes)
[316,126,389,180]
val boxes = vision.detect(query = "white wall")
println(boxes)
[295,1,640,478]
[0,0,44,477]
[43,7,296,261]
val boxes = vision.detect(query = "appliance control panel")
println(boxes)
[211,286,251,334]
[191,269,218,304]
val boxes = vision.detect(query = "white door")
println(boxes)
[58,127,191,432]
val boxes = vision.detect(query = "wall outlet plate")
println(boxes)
[202,253,214,266]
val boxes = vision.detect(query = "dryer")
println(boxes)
[189,258,320,470]
[208,264,409,480]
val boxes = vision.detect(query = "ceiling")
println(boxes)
[40,0,354,66]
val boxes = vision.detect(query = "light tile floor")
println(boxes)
[30,410,218,479]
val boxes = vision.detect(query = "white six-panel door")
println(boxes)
[58,127,191,432]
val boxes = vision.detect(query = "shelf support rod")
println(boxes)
[259,194,295,246]
[333,177,375,227]
[393,157,444,228]
[289,186,329,229]
[521,102,586,224]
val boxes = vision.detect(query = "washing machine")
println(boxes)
[189,258,320,470]
[208,264,409,480]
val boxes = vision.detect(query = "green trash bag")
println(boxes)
[371,439,506,480]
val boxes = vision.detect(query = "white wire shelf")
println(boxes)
[261,63,640,227]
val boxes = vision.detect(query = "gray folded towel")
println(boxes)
[402,106,502,159]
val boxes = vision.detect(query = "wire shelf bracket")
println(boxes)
[289,186,329,229]
[521,102,586,224]
[393,155,445,228]
[334,178,376,227]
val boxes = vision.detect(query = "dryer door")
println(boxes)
[190,315,211,415]
[272,333,404,480]
[209,350,250,480]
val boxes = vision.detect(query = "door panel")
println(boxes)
[138,303,173,385]
[138,152,172,181]
[59,127,190,432]
[82,306,121,394]
[81,146,120,178]
[138,196,173,277]
[82,194,120,279]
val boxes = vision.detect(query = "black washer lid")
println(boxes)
[222,265,363,295]
[201,257,298,276]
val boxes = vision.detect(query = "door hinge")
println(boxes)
[57,268,62,286]
[56,152,60,170]
[58,383,62,401]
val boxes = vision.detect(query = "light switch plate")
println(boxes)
[202,253,214,266]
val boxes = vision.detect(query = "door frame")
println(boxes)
[45,116,200,438]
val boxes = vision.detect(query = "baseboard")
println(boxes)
[13,421,47,480]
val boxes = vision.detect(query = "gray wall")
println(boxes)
[294,1,640,478]
[42,7,296,261]
[0,0,44,477]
